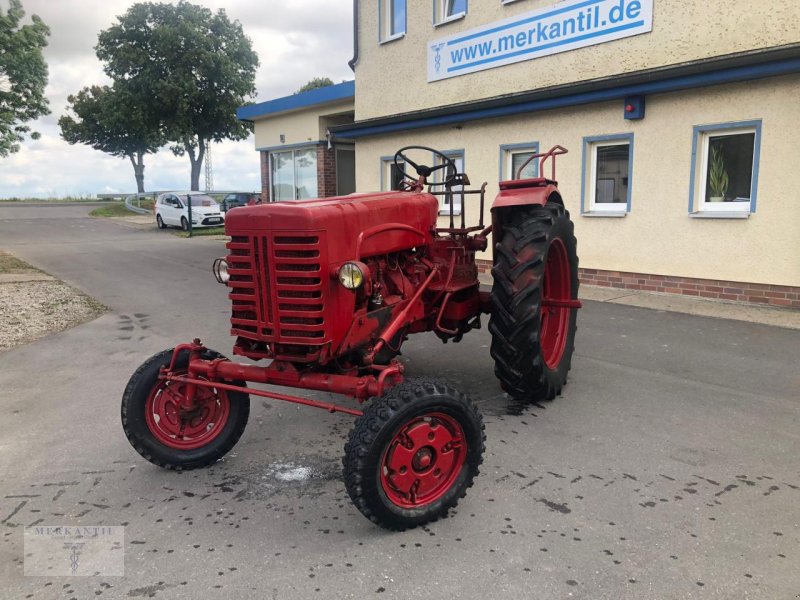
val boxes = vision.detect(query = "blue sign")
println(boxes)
[428,0,653,82]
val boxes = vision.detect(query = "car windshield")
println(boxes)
[178,194,217,207]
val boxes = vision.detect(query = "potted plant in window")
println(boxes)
[708,144,729,202]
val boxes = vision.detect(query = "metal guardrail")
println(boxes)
[124,193,156,215]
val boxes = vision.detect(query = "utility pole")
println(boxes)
[204,141,213,192]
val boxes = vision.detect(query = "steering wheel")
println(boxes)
[393,146,458,188]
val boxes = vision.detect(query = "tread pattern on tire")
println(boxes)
[343,378,485,530]
[121,348,250,471]
[489,203,579,402]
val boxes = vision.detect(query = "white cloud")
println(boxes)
[0,0,353,198]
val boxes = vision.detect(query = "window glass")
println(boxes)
[436,152,464,215]
[271,148,318,201]
[382,159,408,191]
[703,132,755,203]
[594,144,629,204]
[294,148,318,199]
[271,150,295,202]
[391,162,406,190]
[392,0,406,36]
[180,194,216,206]
[436,0,467,24]
[381,0,406,40]
[511,151,536,179]
[446,0,467,17]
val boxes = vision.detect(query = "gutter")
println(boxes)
[348,0,359,71]
[331,44,800,139]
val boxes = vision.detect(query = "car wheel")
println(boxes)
[156,214,166,229]
[181,217,189,231]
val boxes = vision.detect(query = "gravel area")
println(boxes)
[0,253,106,351]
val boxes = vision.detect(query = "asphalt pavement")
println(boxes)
[1,203,798,599]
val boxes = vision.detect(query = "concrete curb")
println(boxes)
[0,273,55,284]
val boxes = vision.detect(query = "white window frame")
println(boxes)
[433,149,464,215]
[689,121,761,216]
[581,134,633,216]
[499,142,539,181]
[434,0,467,26]
[379,0,406,44]
[269,146,318,202]
[380,156,407,191]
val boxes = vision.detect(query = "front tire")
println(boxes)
[489,203,579,402]
[344,379,485,530]
[121,348,250,470]
[180,217,189,231]
[156,214,166,229]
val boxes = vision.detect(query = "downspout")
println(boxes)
[347,0,359,71]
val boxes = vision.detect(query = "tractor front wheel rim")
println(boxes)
[380,413,466,509]
[145,379,230,450]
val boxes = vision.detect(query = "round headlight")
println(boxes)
[212,257,230,284]
[338,262,364,290]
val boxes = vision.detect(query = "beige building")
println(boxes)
[242,0,800,308]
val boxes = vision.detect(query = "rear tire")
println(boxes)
[343,379,485,530]
[489,203,579,402]
[121,348,250,470]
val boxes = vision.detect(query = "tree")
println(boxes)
[0,0,49,157]
[59,85,164,193]
[96,1,259,191]
[295,77,334,94]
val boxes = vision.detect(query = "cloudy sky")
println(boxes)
[0,0,354,198]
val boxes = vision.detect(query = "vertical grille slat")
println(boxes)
[271,234,326,342]
[226,232,327,348]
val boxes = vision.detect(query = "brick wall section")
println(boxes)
[260,151,270,202]
[316,144,337,197]
[475,259,800,309]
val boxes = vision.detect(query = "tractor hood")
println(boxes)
[225,191,438,260]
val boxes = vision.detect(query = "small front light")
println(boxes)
[212,257,230,284]
[338,262,364,290]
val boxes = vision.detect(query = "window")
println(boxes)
[270,147,318,201]
[690,121,761,215]
[379,0,406,42]
[581,134,633,215]
[434,0,467,25]
[499,143,539,181]
[434,150,464,215]
[381,157,407,191]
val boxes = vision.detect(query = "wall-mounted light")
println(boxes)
[624,96,645,120]
[279,134,286,143]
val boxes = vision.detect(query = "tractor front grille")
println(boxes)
[226,232,328,347]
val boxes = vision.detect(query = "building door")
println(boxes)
[336,148,356,195]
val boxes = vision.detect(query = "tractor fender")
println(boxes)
[490,182,563,265]
[491,181,561,212]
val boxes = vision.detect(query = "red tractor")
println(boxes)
[122,145,580,530]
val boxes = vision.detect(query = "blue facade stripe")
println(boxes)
[448,20,645,72]
[333,58,800,139]
[237,80,355,121]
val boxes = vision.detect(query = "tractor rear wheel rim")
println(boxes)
[541,237,571,370]
[145,378,230,450]
[380,412,466,509]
